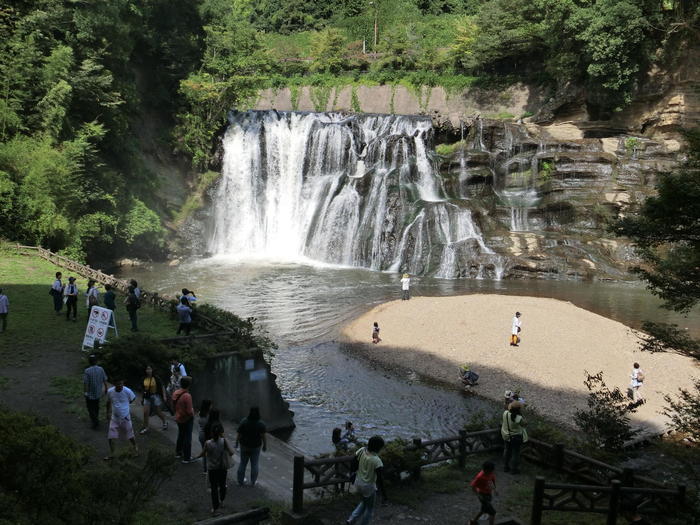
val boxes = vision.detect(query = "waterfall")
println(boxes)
[209,110,497,278]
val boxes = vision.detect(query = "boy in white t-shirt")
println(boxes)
[105,379,138,459]
[400,274,411,300]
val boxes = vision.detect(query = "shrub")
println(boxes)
[379,439,422,483]
[0,408,174,524]
[573,371,639,451]
[663,379,700,441]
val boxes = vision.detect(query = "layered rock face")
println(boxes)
[439,119,679,279]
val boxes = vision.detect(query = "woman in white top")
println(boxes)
[400,274,411,301]
[86,280,99,313]
[510,312,521,347]
[630,362,645,403]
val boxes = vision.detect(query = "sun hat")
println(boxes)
[403,273,409,278]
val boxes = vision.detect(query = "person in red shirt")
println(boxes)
[468,461,496,525]
[173,376,196,463]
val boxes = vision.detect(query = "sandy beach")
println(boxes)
[340,294,699,433]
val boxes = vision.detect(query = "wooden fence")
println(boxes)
[14,244,229,334]
[292,429,502,513]
[291,429,683,516]
[531,477,685,525]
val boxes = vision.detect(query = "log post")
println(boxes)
[458,430,467,468]
[531,476,545,525]
[553,443,565,471]
[292,455,305,514]
[412,438,422,481]
[607,480,621,525]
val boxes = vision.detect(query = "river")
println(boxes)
[120,258,698,454]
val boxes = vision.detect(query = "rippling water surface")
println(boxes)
[121,258,698,453]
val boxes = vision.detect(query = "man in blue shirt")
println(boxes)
[83,354,108,429]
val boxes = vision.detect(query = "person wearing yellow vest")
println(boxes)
[139,365,168,434]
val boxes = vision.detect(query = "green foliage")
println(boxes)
[379,439,423,482]
[539,160,554,181]
[573,371,639,451]
[624,136,640,155]
[663,379,700,440]
[351,85,362,112]
[612,129,700,314]
[174,170,221,224]
[0,407,175,524]
[196,303,278,355]
[310,28,347,74]
[435,140,465,156]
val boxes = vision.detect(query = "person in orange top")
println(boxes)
[468,461,497,525]
[173,376,196,463]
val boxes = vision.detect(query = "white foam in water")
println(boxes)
[209,110,494,277]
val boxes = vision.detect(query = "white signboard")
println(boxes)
[82,306,117,350]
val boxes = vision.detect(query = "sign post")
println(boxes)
[82,306,118,351]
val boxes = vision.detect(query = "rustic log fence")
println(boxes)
[291,429,684,517]
[531,477,685,525]
[13,244,229,334]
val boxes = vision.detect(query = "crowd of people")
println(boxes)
[83,352,268,516]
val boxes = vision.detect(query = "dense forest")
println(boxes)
[0,0,697,262]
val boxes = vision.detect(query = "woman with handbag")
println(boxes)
[347,435,387,525]
[139,366,168,434]
[501,401,528,474]
[197,422,235,516]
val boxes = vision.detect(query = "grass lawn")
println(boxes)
[0,252,180,366]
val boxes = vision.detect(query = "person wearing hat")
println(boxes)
[501,401,527,474]
[400,273,411,300]
[510,312,522,347]
[64,276,79,321]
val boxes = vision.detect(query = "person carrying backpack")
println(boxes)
[124,285,140,332]
[630,362,645,404]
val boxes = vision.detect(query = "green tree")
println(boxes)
[613,130,700,438]
[310,28,347,73]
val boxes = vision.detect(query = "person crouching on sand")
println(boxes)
[510,312,521,347]
[372,322,381,344]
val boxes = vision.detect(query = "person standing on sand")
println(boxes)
[501,401,527,474]
[64,276,78,321]
[83,354,108,429]
[51,272,64,314]
[0,288,8,333]
[400,273,411,300]
[105,379,138,459]
[630,362,645,404]
[372,322,381,344]
[510,312,522,346]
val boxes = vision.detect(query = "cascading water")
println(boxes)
[209,110,499,278]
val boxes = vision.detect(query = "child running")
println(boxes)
[372,322,381,344]
[468,461,497,525]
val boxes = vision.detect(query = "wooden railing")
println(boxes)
[290,429,681,515]
[14,244,230,335]
[292,429,502,513]
[531,477,685,525]
[524,439,667,490]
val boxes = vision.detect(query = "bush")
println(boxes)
[197,303,277,356]
[380,439,423,483]
[0,408,175,524]
[663,379,700,441]
[573,371,639,451]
